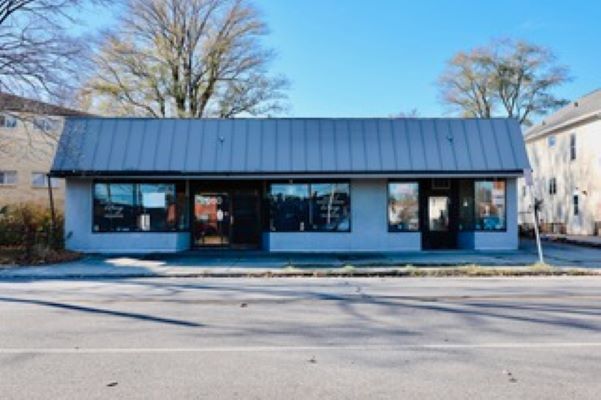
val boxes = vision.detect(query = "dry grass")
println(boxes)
[0,245,81,266]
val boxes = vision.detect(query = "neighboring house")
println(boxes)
[0,93,86,208]
[519,89,601,236]
[50,117,529,253]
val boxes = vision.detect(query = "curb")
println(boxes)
[0,266,599,280]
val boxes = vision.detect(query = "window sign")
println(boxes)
[142,192,166,208]
[310,183,350,231]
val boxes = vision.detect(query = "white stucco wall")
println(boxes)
[65,177,519,253]
[65,178,190,253]
[265,179,422,252]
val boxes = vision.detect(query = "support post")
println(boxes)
[524,169,544,264]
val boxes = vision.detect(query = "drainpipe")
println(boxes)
[46,173,57,248]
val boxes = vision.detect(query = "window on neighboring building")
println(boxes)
[0,170,17,185]
[388,182,419,231]
[573,194,579,216]
[474,180,506,230]
[31,172,59,188]
[269,182,350,232]
[549,178,557,195]
[92,182,187,232]
[547,135,556,147]
[0,114,17,128]
[570,133,576,160]
[33,117,58,132]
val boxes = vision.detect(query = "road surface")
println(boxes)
[1,277,601,399]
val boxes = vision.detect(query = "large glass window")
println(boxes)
[93,182,187,232]
[474,180,506,230]
[310,183,350,231]
[269,184,310,231]
[269,182,350,232]
[388,182,419,231]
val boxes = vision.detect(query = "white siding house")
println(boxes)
[519,89,601,235]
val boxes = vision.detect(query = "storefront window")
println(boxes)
[310,183,350,231]
[137,184,176,231]
[269,182,351,232]
[269,184,310,231]
[475,180,506,230]
[93,183,137,232]
[388,182,419,231]
[93,182,187,232]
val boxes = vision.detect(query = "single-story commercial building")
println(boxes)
[50,117,529,253]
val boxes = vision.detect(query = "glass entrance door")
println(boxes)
[428,196,450,232]
[421,179,458,250]
[193,193,230,246]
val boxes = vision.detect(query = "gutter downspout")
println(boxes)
[46,173,57,248]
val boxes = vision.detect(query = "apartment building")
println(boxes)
[0,93,85,208]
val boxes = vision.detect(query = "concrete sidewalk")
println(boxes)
[542,233,601,248]
[1,239,600,280]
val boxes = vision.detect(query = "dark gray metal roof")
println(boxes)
[51,117,529,176]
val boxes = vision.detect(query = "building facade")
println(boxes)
[0,93,86,208]
[51,117,529,253]
[519,89,601,236]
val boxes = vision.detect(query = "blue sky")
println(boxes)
[79,0,601,118]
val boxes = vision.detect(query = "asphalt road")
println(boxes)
[1,277,601,399]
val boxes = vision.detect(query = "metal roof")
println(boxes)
[51,117,529,177]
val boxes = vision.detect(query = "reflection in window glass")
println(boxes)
[388,183,419,231]
[475,181,506,230]
[429,196,449,231]
[137,184,176,231]
[269,184,310,231]
[310,183,350,231]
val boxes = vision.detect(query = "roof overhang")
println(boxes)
[50,170,525,179]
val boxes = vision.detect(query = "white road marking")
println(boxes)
[2,342,601,354]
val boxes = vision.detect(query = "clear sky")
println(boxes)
[79,0,601,118]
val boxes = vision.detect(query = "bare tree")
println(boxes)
[0,0,101,102]
[0,1,104,156]
[82,0,288,118]
[393,108,420,118]
[438,39,570,126]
